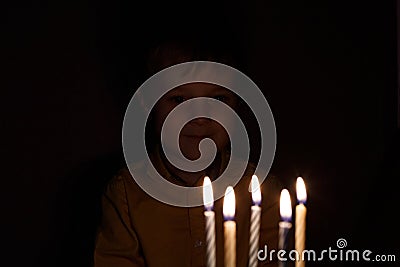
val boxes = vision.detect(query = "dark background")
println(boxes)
[3,1,399,267]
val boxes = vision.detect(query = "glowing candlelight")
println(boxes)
[203,176,216,267]
[203,176,214,211]
[223,186,236,267]
[279,189,292,267]
[295,177,307,267]
[280,189,292,222]
[251,175,262,205]
[248,175,261,267]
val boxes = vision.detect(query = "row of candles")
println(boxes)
[203,175,307,267]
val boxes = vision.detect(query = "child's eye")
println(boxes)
[171,96,185,103]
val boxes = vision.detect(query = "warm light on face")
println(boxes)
[296,177,307,204]
[203,176,214,211]
[223,186,236,220]
[280,189,292,222]
[251,175,261,206]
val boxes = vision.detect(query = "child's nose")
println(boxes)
[187,99,213,126]
[190,99,211,118]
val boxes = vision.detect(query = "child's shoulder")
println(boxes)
[106,160,147,190]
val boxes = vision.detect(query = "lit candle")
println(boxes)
[295,177,307,267]
[203,176,216,267]
[279,189,292,267]
[248,175,261,267]
[223,186,236,267]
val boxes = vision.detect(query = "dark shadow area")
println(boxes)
[41,152,125,267]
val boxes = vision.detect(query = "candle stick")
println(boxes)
[295,177,307,267]
[248,175,261,267]
[223,186,236,267]
[203,176,216,267]
[279,189,292,267]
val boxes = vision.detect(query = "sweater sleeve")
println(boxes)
[93,174,146,267]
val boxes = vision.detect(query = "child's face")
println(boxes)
[152,82,237,160]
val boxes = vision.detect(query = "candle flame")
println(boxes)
[203,176,214,210]
[223,186,235,220]
[251,175,261,206]
[296,177,307,204]
[280,189,292,222]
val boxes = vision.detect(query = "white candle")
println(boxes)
[248,175,261,267]
[295,177,307,267]
[279,189,292,267]
[223,186,236,267]
[203,176,216,267]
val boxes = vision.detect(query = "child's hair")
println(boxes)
[144,31,246,77]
